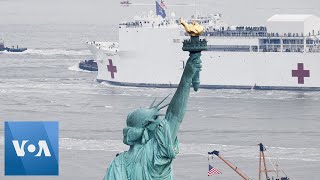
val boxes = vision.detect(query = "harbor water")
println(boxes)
[1,0,320,179]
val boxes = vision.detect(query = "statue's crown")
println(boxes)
[126,95,170,128]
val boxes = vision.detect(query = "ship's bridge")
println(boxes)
[119,12,226,29]
[261,14,320,53]
[267,14,320,36]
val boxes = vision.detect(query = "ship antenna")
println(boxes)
[194,0,198,18]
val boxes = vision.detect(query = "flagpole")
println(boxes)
[194,0,196,17]
[210,150,250,180]
[207,154,210,176]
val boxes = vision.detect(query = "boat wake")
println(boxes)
[2,48,91,56]
[68,64,95,73]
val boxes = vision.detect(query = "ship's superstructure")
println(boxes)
[87,6,320,90]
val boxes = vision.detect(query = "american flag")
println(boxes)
[155,0,166,18]
[208,164,222,176]
[160,0,166,8]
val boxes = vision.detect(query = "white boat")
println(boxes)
[87,4,320,91]
[120,0,132,5]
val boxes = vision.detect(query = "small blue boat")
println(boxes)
[0,42,27,52]
[79,59,98,71]
[6,45,27,52]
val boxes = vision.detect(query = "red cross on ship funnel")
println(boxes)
[292,63,310,84]
[107,59,117,79]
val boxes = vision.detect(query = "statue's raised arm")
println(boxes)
[165,18,206,140]
[165,52,202,140]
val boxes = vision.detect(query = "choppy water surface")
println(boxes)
[1,1,320,179]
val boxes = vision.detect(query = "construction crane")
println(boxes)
[208,150,251,180]
[259,143,274,180]
[210,143,290,180]
[258,143,290,180]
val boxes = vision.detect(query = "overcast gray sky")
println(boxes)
[0,0,319,25]
[0,0,119,25]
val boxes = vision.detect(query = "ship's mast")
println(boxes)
[194,0,198,18]
[258,143,276,180]
[211,144,289,180]
[209,151,250,180]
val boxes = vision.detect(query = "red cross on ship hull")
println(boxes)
[107,59,117,79]
[292,63,310,84]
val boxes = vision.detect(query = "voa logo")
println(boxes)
[12,140,51,157]
[5,121,59,176]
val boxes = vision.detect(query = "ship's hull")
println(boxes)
[5,47,27,52]
[88,26,320,91]
[90,48,320,90]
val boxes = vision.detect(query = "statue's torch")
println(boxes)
[180,19,207,91]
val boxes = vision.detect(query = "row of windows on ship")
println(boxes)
[205,30,320,37]
[206,45,320,53]
[262,39,320,44]
[204,30,267,37]
[205,27,320,37]
[207,26,319,36]
[218,26,267,31]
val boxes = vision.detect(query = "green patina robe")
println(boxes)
[104,119,179,180]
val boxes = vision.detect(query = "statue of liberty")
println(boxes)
[104,19,206,180]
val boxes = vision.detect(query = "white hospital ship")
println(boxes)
[87,4,320,90]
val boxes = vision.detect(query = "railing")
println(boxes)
[119,20,178,28]
[205,44,320,53]
[204,31,268,37]
[204,30,319,38]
